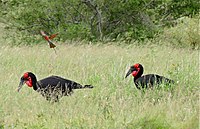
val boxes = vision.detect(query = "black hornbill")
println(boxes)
[18,72,93,101]
[125,63,174,89]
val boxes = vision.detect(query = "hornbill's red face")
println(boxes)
[125,63,141,78]
[18,72,33,92]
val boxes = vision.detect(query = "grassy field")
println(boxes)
[0,42,199,128]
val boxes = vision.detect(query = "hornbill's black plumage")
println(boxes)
[125,63,174,89]
[18,72,93,101]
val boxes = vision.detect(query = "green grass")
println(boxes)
[0,42,199,129]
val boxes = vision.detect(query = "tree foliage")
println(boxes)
[0,0,199,43]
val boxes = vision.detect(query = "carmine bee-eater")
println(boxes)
[40,30,58,48]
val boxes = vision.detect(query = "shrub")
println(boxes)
[156,17,200,49]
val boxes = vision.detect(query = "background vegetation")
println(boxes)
[0,0,199,48]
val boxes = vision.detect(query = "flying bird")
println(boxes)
[40,30,58,48]
[18,72,94,102]
[125,63,174,89]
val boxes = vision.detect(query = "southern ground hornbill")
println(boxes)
[125,63,174,89]
[18,72,93,102]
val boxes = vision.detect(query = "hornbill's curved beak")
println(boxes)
[17,77,25,92]
[125,67,135,78]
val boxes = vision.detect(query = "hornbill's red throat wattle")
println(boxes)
[18,72,93,102]
[125,63,174,89]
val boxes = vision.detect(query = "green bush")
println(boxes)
[156,17,200,49]
[0,0,199,47]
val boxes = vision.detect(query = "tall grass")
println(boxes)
[0,43,199,129]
